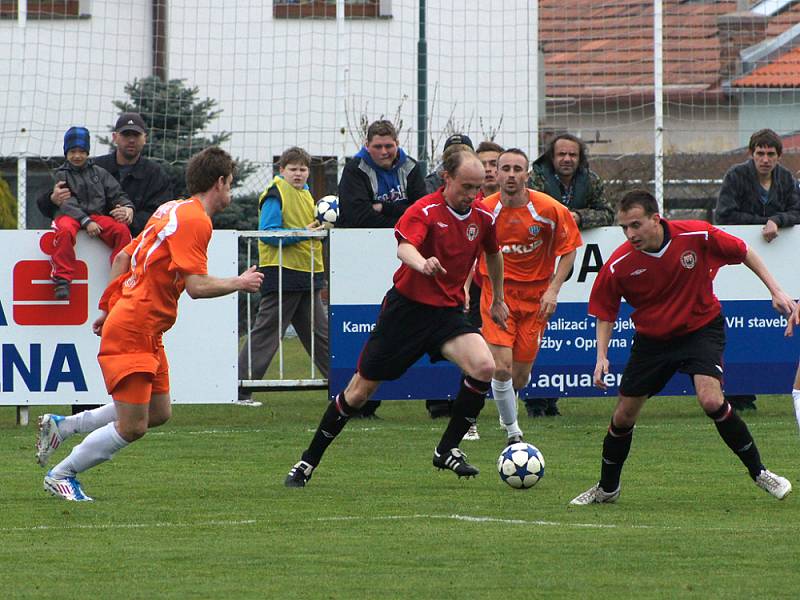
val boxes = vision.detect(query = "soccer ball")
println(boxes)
[316,195,339,225]
[497,442,545,489]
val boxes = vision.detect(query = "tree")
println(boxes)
[99,76,256,198]
[0,174,17,229]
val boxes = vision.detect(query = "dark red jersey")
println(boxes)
[589,219,748,339]
[393,190,499,307]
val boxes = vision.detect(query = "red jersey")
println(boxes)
[99,197,212,335]
[589,219,747,339]
[478,190,582,284]
[394,190,499,307]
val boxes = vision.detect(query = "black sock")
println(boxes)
[436,376,489,454]
[599,421,634,493]
[707,401,764,480]
[302,392,359,467]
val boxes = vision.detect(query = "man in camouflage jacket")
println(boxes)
[527,133,614,417]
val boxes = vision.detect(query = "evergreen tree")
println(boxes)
[0,174,17,229]
[99,76,256,198]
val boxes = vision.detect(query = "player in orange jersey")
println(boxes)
[38,147,263,501]
[478,149,582,446]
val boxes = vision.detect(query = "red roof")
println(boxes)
[732,46,800,88]
[540,1,739,100]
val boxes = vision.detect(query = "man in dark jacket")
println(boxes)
[716,128,800,242]
[715,128,800,412]
[39,113,173,237]
[527,133,614,418]
[337,120,427,228]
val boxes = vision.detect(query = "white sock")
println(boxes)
[493,378,522,437]
[50,422,129,479]
[792,389,800,433]
[59,403,118,437]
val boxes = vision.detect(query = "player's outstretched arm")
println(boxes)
[742,247,797,317]
[593,319,614,390]
[397,241,446,276]
[184,266,264,299]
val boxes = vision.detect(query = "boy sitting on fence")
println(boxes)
[50,126,134,299]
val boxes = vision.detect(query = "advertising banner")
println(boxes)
[329,226,800,399]
[0,230,238,406]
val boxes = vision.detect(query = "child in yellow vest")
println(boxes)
[236,147,329,406]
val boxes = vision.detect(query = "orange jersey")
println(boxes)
[478,190,582,283]
[100,197,211,335]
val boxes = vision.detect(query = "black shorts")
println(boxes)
[357,287,481,381]
[619,314,725,398]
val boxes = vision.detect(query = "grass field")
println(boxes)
[2,340,799,599]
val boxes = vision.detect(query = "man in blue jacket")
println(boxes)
[337,120,427,228]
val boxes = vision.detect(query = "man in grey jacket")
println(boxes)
[51,127,133,300]
[716,128,800,242]
[715,128,800,412]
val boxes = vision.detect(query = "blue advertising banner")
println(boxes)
[329,227,800,400]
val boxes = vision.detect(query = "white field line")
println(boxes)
[318,513,627,530]
[316,513,800,532]
[1,519,256,534]
[142,420,795,438]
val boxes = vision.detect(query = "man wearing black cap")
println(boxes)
[39,112,173,237]
[424,134,474,194]
[38,112,174,415]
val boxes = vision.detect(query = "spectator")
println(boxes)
[424,134,474,194]
[715,128,800,412]
[236,147,328,407]
[337,119,427,417]
[39,112,174,237]
[338,119,427,228]
[50,126,134,300]
[38,112,173,415]
[528,132,614,417]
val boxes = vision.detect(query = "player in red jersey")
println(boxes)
[571,190,795,505]
[284,149,509,487]
[39,147,263,502]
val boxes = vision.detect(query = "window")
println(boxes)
[0,0,89,19]
[273,0,390,20]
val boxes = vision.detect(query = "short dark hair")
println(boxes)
[497,148,529,165]
[544,133,589,171]
[618,189,659,216]
[186,146,236,195]
[749,128,782,155]
[366,120,398,143]
[279,146,311,169]
[476,141,504,154]
[442,148,479,177]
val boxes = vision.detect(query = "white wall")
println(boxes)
[0,1,151,158]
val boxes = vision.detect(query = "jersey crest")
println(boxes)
[466,223,479,241]
[680,250,697,270]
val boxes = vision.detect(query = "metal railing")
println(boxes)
[237,229,329,392]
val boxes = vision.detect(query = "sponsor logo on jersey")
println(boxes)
[680,251,697,270]
[500,240,543,254]
[466,224,479,241]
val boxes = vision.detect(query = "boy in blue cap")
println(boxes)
[51,126,134,299]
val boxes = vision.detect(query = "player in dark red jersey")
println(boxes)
[570,189,796,505]
[284,149,509,487]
